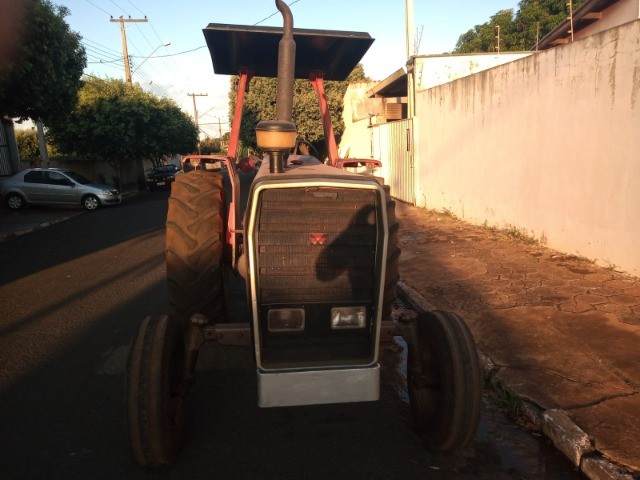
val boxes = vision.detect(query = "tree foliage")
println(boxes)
[0,0,86,124]
[15,128,58,163]
[229,64,369,158]
[454,0,586,53]
[200,137,223,155]
[16,129,40,161]
[48,77,198,181]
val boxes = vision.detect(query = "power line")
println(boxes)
[87,61,124,73]
[84,44,122,63]
[134,23,156,51]
[84,38,122,57]
[109,0,132,17]
[83,0,112,16]
[254,0,302,26]
[145,17,192,86]
[125,0,146,17]
[122,0,193,87]
[87,57,124,64]
[128,46,207,58]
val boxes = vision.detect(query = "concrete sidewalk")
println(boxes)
[396,201,640,479]
[0,204,84,241]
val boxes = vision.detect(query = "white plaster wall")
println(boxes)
[414,53,532,92]
[414,20,640,274]
[340,82,381,159]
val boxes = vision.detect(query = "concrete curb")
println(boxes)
[0,213,81,242]
[396,280,639,480]
[0,191,139,242]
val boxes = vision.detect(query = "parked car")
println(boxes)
[0,168,122,211]
[146,164,181,191]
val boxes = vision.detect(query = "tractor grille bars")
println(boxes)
[256,188,378,304]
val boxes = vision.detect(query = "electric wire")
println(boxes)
[125,0,146,16]
[83,0,112,17]
[117,0,190,92]
[82,0,208,111]
[254,0,302,26]
[108,0,131,17]
[84,38,122,58]
[128,46,208,59]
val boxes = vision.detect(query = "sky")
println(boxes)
[58,0,521,138]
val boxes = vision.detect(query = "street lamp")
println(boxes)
[131,41,171,76]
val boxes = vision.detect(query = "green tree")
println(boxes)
[0,0,86,124]
[16,129,40,162]
[48,77,198,189]
[455,0,586,53]
[15,128,58,164]
[229,64,369,159]
[455,10,517,53]
[200,137,223,154]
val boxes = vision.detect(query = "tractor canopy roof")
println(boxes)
[203,23,374,81]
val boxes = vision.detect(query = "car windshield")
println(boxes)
[64,171,93,185]
[152,166,176,173]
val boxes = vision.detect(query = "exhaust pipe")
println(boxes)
[275,0,295,122]
[256,0,297,174]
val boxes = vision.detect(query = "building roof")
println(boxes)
[203,23,374,81]
[367,68,407,98]
[536,0,620,49]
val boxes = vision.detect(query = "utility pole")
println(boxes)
[188,93,208,153]
[110,16,148,85]
[567,0,575,42]
[405,0,415,61]
[495,25,501,53]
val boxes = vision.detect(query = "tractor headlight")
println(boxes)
[267,308,305,332]
[331,306,367,329]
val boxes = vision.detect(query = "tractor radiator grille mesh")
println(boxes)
[256,187,378,304]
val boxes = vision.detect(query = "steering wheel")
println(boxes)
[293,139,319,159]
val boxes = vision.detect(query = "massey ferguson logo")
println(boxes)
[309,233,327,245]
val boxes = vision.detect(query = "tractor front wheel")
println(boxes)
[407,310,482,452]
[125,315,187,467]
[166,171,225,327]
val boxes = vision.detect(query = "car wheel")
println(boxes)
[125,315,186,467]
[82,194,100,211]
[166,171,225,328]
[6,192,25,210]
[407,310,483,452]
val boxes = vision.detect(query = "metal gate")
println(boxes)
[0,121,14,176]
[372,119,414,204]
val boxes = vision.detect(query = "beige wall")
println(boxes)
[414,20,640,274]
[340,82,381,159]
[414,53,532,92]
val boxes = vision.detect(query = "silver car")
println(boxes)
[0,168,122,211]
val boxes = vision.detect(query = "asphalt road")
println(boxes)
[0,191,582,479]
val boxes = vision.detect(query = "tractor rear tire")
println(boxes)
[382,197,400,320]
[407,310,482,452]
[125,315,186,467]
[166,171,225,327]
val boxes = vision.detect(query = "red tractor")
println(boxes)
[125,0,482,467]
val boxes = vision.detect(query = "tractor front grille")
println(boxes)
[253,186,382,369]
[256,187,378,304]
